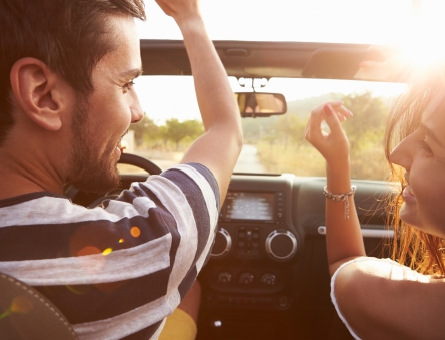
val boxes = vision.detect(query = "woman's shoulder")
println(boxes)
[333,257,445,339]
[335,257,432,283]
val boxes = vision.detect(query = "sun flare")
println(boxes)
[398,0,445,72]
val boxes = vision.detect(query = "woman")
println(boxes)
[305,71,445,339]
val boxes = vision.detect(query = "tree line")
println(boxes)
[130,92,391,180]
[129,116,204,151]
[242,91,391,180]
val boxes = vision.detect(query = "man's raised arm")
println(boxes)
[155,0,243,205]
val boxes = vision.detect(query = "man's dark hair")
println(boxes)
[0,0,145,145]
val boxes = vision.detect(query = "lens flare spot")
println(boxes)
[65,285,91,295]
[102,248,113,256]
[130,226,141,238]
[94,280,125,293]
[77,246,101,257]
[76,246,105,274]
[0,295,33,320]
[10,296,33,314]
[118,238,124,244]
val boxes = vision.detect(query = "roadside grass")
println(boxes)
[256,142,389,181]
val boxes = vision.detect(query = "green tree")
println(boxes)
[266,114,306,149]
[182,120,204,140]
[129,113,159,147]
[341,92,390,179]
[161,118,204,150]
[341,92,388,153]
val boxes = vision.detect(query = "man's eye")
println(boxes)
[122,80,135,93]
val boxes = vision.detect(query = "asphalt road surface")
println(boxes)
[233,144,266,174]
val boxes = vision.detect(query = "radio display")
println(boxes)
[222,192,275,221]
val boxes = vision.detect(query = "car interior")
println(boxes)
[60,39,402,340]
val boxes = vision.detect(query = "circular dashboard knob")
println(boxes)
[217,272,232,284]
[238,272,254,285]
[265,229,297,261]
[211,228,232,258]
[260,273,276,286]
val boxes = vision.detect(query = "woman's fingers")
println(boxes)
[336,105,353,118]
[306,101,349,139]
[325,104,352,122]
[306,101,351,147]
[305,101,352,166]
[323,104,344,135]
[305,103,327,143]
[306,102,332,149]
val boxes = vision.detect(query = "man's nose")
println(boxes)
[130,92,144,123]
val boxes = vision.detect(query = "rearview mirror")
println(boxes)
[235,92,287,117]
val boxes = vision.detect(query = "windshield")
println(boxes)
[123,0,445,180]
[119,76,406,180]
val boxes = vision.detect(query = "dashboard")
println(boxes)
[199,174,391,340]
[69,172,392,340]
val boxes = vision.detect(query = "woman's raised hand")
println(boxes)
[305,101,353,169]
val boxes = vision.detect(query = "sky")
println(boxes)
[134,0,445,124]
[136,0,413,44]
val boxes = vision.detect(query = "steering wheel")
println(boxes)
[118,153,162,176]
[80,153,162,208]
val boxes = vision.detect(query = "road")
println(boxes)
[233,144,266,174]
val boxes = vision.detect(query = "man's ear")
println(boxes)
[9,58,73,131]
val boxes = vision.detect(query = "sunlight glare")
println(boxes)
[398,0,445,73]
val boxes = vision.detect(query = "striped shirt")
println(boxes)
[0,163,220,340]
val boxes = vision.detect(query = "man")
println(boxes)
[0,0,242,339]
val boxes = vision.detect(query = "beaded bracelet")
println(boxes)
[323,185,357,220]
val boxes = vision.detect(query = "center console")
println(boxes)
[200,174,299,313]
[212,191,297,261]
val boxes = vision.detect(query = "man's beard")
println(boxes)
[66,98,121,194]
